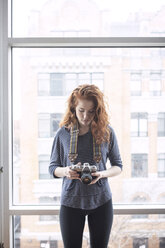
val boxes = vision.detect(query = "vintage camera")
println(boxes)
[70,163,97,184]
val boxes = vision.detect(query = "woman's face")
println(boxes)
[75,98,95,128]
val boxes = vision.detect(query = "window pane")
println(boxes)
[158,153,165,177]
[38,114,50,138]
[133,238,148,248]
[131,154,148,177]
[150,80,161,96]
[50,113,63,137]
[13,48,165,205]
[139,118,147,136]
[158,112,165,136]
[131,113,148,137]
[13,1,165,37]
[39,155,51,179]
[50,73,65,96]
[13,215,89,248]
[13,215,165,248]
[160,238,165,248]
[131,119,138,136]
[130,73,142,96]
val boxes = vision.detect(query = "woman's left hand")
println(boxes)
[90,171,105,184]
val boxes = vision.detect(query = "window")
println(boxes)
[130,72,142,96]
[158,112,165,136]
[40,240,58,248]
[1,0,165,247]
[159,237,165,248]
[38,113,50,138]
[131,113,148,137]
[38,72,104,96]
[14,216,21,248]
[50,73,65,96]
[39,155,51,179]
[131,154,148,177]
[38,113,63,138]
[158,153,165,177]
[50,113,63,137]
[149,72,161,96]
[133,238,148,248]
[38,73,50,96]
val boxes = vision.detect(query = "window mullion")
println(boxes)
[9,204,165,215]
[8,37,165,48]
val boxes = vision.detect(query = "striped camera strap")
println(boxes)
[68,123,101,163]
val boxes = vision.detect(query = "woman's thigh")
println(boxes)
[60,205,86,248]
[88,199,113,248]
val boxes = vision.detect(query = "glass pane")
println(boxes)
[12,0,165,37]
[13,215,89,248]
[13,215,165,248]
[131,119,138,136]
[158,112,165,136]
[139,119,147,136]
[158,153,165,177]
[38,73,50,96]
[13,48,165,205]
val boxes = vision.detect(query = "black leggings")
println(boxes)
[60,199,113,248]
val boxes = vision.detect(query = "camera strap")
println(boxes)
[68,123,79,162]
[68,123,101,163]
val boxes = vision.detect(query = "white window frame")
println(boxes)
[1,0,165,247]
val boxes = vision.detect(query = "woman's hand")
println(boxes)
[65,163,81,180]
[90,171,105,184]
[90,166,122,184]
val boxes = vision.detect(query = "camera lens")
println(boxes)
[81,173,92,184]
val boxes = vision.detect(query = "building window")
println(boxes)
[38,113,50,138]
[50,73,65,96]
[133,238,148,248]
[38,113,63,138]
[130,72,142,96]
[38,72,104,96]
[39,155,51,179]
[132,154,148,177]
[149,72,161,96]
[38,73,50,96]
[50,113,63,137]
[40,240,58,248]
[14,216,21,248]
[158,153,165,177]
[159,238,165,248]
[131,113,148,137]
[158,112,165,136]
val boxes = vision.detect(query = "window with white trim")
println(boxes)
[1,1,165,248]
[131,113,148,137]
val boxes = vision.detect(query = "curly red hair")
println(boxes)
[60,84,110,144]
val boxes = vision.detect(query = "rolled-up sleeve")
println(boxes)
[49,132,63,178]
[108,128,123,170]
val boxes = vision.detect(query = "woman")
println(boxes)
[49,84,123,248]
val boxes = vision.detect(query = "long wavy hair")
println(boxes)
[60,84,110,144]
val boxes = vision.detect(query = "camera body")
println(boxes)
[70,163,97,184]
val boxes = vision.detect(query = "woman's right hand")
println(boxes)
[65,162,81,180]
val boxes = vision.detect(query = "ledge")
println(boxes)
[9,204,165,215]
